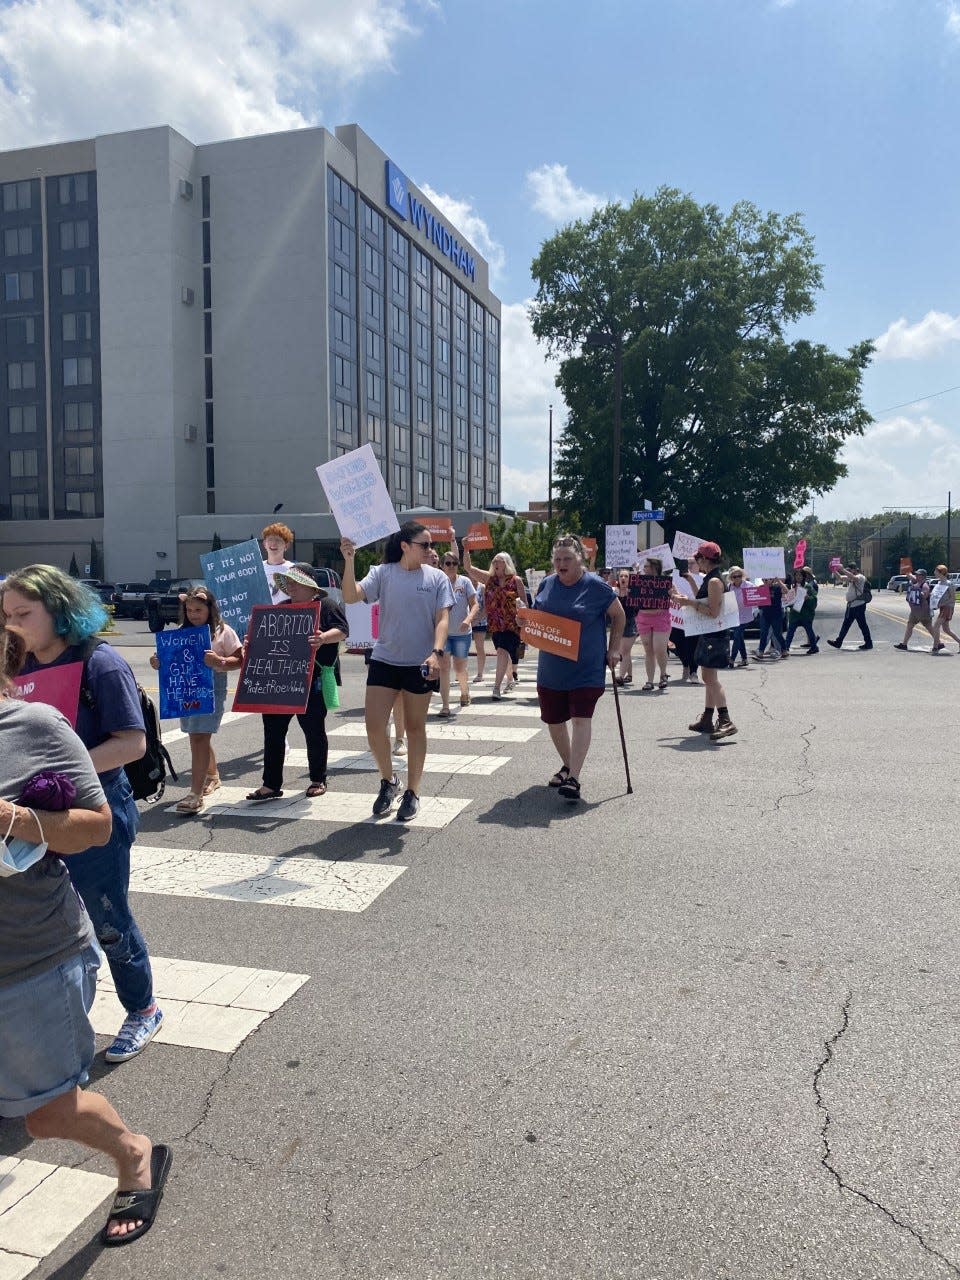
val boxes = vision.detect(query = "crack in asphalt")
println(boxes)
[761,721,817,820]
[814,992,960,1277]
[742,664,777,723]
[173,1021,269,1170]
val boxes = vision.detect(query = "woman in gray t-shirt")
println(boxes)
[0,624,171,1244]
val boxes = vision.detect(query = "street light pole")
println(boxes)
[548,403,553,523]
[612,336,623,525]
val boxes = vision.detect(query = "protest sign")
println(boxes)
[741,583,771,608]
[418,514,456,543]
[233,604,320,714]
[464,521,493,550]
[580,536,598,564]
[681,590,739,636]
[899,557,913,574]
[345,602,378,650]
[625,574,672,611]
[200,538,271,641]
[604,524,637,567]
[671,531,705,561]
[156,625,215,720]
[525,568,546,598]
[828,556,843,573]
[316,443,400,548]
[637,541,676,572]
[742,547,786,579]
[517,606,581,660]
[793,539,808,569]
[782,587,798,608]
[11,662,83,727]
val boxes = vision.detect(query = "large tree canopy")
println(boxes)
[529,189,873,544]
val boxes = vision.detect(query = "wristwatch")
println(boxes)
[432,648,444,658]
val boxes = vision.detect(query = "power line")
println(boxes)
[872,384,960,416]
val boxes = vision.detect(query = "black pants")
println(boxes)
[261,680,328,790]
[836,604,872,646]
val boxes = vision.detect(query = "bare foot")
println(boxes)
[108,1133,153,1239]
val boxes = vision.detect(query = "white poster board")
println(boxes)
[604,524,637,567]
[316,444,400,548]
[525,568,546,598]
[681,590,740,636]
[345,602,377,649]
[671,530,706,561]
[742,547,786,580]
[637,541,676,572]
[669,570,695,631]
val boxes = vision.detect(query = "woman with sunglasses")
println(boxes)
[341,522,453,822]
[670,542,737,739]
[438,541,478,716]
[726,567,751,667]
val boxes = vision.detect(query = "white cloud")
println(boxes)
[874,310,960,360]
[0,0,423,147]
[419,183,505,282]
[947,2,960,37]
[525,163,606,223]
[498,300,563,508]
[861,413,949,444]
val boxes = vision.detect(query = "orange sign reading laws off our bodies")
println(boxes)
[517,606,581,661]
[463,521,493,550]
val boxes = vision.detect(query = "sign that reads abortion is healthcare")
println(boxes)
[233,604,320,715]
[316,444,400,549]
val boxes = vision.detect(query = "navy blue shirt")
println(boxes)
[533,572,615,691]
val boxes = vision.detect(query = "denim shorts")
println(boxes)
[0,946,100,1118]
[445,632,472,659]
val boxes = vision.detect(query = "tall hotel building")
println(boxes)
[0,124,501,577]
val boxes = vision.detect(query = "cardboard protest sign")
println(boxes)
[11,662,83,727]
[316,443,400,548]
[156,625,215,720]
[741,583,771,608]
[233,604,320,714]
[345,602,378,650]
[681,590,740,636]
[671,531,705,561]
[517,606,581,661]
[200,538,272,640]
[605,524,637,567]
[625,574,672,611]
[637,541,676,572]
[743,547,786,579]
[463,521,493,550]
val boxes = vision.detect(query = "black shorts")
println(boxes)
[366,658,437,695]
[491,629,520,661]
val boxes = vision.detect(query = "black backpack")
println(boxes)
[77,639,178,803]
[860,578,873,604]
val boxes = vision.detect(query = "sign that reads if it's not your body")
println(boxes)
[233,604,320,715]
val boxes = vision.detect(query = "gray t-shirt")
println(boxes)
[360,563,455,667]
[0,700,105,989]
[448,574,477,633]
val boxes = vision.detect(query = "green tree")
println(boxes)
[88,538,103,580]
[68,552,80,577]
[530,189,873,545]
[211,531,223,552]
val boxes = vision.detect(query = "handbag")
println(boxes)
[694,631,731,669]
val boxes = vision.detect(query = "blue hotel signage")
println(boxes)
[385,160,476,282]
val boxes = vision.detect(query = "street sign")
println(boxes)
[632,509,664,522]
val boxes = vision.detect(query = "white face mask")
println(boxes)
[0,836,49,876]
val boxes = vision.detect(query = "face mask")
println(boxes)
[0,837,49,876]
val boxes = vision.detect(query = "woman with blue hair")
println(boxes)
[1,565,163,1064]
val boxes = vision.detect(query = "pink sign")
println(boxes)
[793,539,807,569]
[829,556,843,572]
[11,662,84,727]
[741,584,771,607]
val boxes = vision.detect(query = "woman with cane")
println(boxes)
[530,534,625,802]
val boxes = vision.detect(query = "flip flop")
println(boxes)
[641,681,655,691]
[245,789,284,802]
[100,1143,173,1247]
[305,782,327,797]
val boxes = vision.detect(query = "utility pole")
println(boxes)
[547,404,553,523]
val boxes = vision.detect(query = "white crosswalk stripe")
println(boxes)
[431,701,541,718]
[198,785,472,826]
[91,957,308,1053]
[0,1160,115,1276]
[329,722,540,742]
[300,748,509,775]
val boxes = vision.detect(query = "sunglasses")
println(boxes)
[443,559,459,566]
[410,540,433,548]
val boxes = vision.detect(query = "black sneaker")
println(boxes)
[373,775,400,817]
[396,789,420,822]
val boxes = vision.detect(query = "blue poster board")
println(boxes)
[199,538,272,641]
[157,625,215,720]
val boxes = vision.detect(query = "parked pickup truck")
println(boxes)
[145,578,207,632]
[110,581,154,620]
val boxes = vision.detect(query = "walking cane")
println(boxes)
[609,663,633,795]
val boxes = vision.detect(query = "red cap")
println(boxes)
[695,541,722,561]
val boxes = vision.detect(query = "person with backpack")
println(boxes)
[783,567,820,655]
[894,569,934,651]
[149,585,242,815]
[826,563,873,650]
[1,565,164,1064]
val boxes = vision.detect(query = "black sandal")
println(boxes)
[557,776,581,801]
[305,782,327,797]
[100,1143,172,1247]
[548,765,571,788]
[245,788,284,802]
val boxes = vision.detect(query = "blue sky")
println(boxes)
[1,0,957,520]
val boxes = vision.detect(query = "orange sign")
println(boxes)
[419,515,456,542]
[463,521,493,550]
[517,606,581,661]
[580,536,598,564]
[900,557,913,574]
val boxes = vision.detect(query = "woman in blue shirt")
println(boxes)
[532,534,625,802]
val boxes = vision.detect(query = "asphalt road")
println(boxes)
[4,586,960,1280]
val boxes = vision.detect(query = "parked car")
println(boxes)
[110,581,153,620]
[79,578,116,604]
[145,578,206,632]
[885,575,911,593]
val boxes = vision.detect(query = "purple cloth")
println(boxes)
[17,770,77,811]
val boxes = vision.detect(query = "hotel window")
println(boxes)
[363,242,381,276]
[456,449,467,475]
[2,181,31,212]
[61,266,91,296]
[334,264,350,301]
[417,360,430,389]
[62,312,92,342]
[391,264,407,299]
[473,393,483,418]
[10,493,40,518]
[366,371,382,403]
[456,418,467,443]
[393,424,410,453]
[64,491,96,516]
[332,309,350,343]
[454,284,467,312]
[390,226,406,256]
[455,316,467,342]
[332,218,349,253]
[390,304,407,337]
[8,404,36,433]
[456,385,467,409]
[436,270,449,297]
[437,407,450,435]
[64,402,93,431]
[64,446,95,476]
[6,316,36,344]
[416,321,429,350]
[456,482,467,506]
[438,476,450,504]
[392,385,408,417]
[4,227,32,256]
[417,470,429,498]
[392,343,406,374]
[363,201,383,239]
[10,448,38,478]
[437,443,450,468]
[436,337,449,365]
[417,396,430,425]
[63,357,93,386]
[472,484,483,507]
[334,402,355,437]
[365,413,382,444]
[3,271,32,301]
[7,361,35,390]
[334,355,351,389]
[488,403,498,428]
[364,328,381,362]
[330,172,350,209]
[59,220,90,251]
[415,283,429,312]
[58,174,89,204]
[415,249,429,276]
[437,373,449,400]
[417,434,431,463]
[365,287,383,322]
[472,425,484,450]
[436,301,450,329]
[455,351,467,375]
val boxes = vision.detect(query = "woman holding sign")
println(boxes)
[631,557,673,690]
[530,534,625,802]
[461,549,524,699]
[670,542,737,740]
[341,523,454,823]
